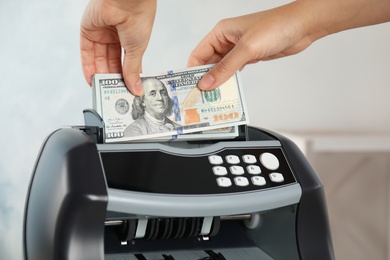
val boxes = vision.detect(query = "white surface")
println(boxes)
[0,0,389,259]
[282,132,390,153]
[280,131,390,259]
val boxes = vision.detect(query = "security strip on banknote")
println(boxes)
[92,64,249,143]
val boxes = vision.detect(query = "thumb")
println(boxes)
[197,46,248,90]
[122,51,144,96]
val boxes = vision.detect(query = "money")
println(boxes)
[135,126,242,142]
[92,64,248,143]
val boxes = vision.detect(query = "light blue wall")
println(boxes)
[0,0,389,258]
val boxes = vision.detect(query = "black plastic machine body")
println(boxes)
[23,109,334,260]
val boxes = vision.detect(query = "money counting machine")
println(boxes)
[23,109,334,260]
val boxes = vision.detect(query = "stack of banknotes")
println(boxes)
[92,64,249,143]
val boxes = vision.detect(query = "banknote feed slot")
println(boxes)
[23,119,335,260]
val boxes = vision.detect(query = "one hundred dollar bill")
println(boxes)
[132,126,241,142]
[92,64,248,143]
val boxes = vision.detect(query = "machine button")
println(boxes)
[208,155,223,165]
[247,165,261,174]
[242,154,257,164]
[225,155,240,164]
[229,165,244,175]
[251,176,266,186]
[216,177,232,187]
[212,166,227,176]
[260,152,279,170]
[234,177,249,186]
[269,173,284,183]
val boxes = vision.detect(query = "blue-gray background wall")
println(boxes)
[1,0,389,258]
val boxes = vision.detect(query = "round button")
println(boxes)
[260,152,279,170]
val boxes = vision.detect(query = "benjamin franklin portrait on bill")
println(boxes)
[124,77,181,137]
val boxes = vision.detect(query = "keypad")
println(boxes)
[225,155,240,164]
[229,165,244,175]
[216,177,232,187]
[208,155,223,165]
[242,154,257,164]
[212,166,227,176]
[234,177,249,186]
[269,172,284,183]
[251,176,266,186]
[247,165,261,174]
[208,151,289,189]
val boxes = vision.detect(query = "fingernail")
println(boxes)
[199,74,215,90]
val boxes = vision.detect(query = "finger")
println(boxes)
[122,51,144,96]
[187,34,219,67]
[197,44,250,90]
[94,42,110,73]
[107,43,123,74]
[203,53,225,65]
[80,34,95,86]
